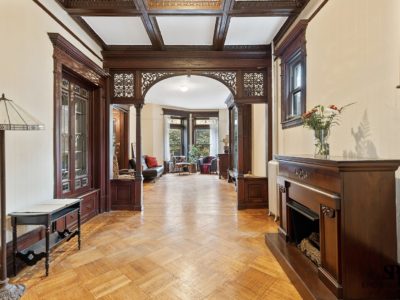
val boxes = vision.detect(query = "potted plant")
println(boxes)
[188,145,201,172]
[301,103,354,157]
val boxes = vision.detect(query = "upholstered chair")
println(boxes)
[198,156,217,174]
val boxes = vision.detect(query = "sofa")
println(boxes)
[198,156,217,174]
[128,156,164,180]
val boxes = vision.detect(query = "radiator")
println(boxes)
[268,160,279,221]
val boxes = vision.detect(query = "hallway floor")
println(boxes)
[16,174,301,299]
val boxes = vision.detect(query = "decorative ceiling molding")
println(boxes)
[57,0,140,15]
[133,0,165,49]
[147,0,222,10]
[56,0,309,50]
[213,0,235,50]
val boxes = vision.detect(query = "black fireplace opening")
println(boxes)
[287,199,321,266]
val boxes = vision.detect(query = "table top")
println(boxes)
[9,199,81,216]
[175,162,191,166]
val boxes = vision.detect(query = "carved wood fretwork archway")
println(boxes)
[111,69,267,104]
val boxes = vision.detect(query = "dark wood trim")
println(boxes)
[274,21,307,130]
[162,108,219,118]
[48,33,108,78]
[133,0,164,50]
[33,0,103,61]
[72,16,107,49]
[266,233,336,300]
[213,0,235,50]
[162,108,189,117]
[275,20,308,57]
[134,102,144,211]
[103,49,268,60]
[50,33,109,214]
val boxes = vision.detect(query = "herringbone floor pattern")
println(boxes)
[15,174,301,299]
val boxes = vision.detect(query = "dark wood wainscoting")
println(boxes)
[110,179,137,210]
[238,176,268,210]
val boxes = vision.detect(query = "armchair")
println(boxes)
[169,156,187,173]
[198,156,217,174]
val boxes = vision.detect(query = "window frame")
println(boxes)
[276,21,307,129]
[169,122,185,157]
[192,117,211,156]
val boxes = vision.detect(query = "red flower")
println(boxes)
[328,105,338,110]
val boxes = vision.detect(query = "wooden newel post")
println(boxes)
[134,102,143,211]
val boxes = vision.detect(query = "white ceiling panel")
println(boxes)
[145,75,230,109]
[156,16,216,45]
[82,16,152,45]
[225,17,287,45]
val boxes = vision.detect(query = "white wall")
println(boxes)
[130,104,164,164]
[0,0,102,214]
[274,0,400,260]
[252,104,267,176]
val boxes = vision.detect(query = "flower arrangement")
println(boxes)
[302,103,354,157]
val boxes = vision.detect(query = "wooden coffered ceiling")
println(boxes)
[56,0,308,51]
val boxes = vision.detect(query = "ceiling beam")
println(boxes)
[133,0,165,50]
[213,0,235,51]
[72,16,107,48]
[64,8,141,16]
[57,0,140,16]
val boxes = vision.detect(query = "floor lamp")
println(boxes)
[0,93,44,299]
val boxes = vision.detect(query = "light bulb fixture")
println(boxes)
[180,85,189,92]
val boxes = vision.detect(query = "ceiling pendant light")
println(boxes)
[180,85,188,92]
[179,74,190,92]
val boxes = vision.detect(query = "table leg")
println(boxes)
[45,225,50,276]
[77,208,81,250]
[12,217,17,276]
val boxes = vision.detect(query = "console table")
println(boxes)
[266,155,400,299]
[9,199,81,276]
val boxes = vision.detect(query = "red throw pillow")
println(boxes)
[146,156,158,168]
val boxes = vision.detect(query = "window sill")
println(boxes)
[281,117,303,129]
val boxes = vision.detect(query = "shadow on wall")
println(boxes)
[342,110,378,159]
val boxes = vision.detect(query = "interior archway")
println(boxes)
[145,75,232,109]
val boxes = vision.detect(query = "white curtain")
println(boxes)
[164,115,171,161]
[209,117,219,156]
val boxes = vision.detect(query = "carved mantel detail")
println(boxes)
[278,184,286,194]
[321,205,335,218]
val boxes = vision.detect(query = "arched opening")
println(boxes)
[128,74,233,204]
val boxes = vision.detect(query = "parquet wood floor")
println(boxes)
[14,174,301,299]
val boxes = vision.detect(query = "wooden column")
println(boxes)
[236,103,253,210]
[134,102,143,211]
[228,106,233,175]
[236,104,245,210]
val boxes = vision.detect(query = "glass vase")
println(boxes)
[314,129,330,158]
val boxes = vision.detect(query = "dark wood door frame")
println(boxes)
[49,33,110,213]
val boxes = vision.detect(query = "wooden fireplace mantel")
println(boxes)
[266,155,400,300]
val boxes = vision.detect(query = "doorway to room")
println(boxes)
[139,75,231,179]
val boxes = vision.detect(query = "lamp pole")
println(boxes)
[0,93,44,300]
